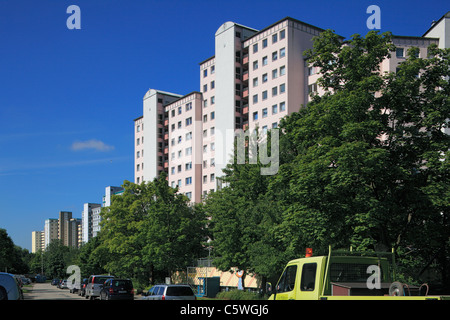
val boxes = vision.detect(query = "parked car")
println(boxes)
[51,278,60,286]
[99,279,134,300]
[142,284,196,300]
[59,279,68,289]
[85,275,114,300]
[78,278,88,296]
[0,273,23,300]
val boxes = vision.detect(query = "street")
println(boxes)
[24,282,86,300]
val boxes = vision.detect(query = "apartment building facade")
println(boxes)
[134,13,449,202]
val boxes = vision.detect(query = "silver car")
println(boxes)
[142,284,196,300]
[85,275,114,300]
[0,273,23,300]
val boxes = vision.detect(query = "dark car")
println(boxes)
[51,278,60,286]
[78,278,88,296]
[99,279,134,300]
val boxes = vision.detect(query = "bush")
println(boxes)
[216,289,262,300]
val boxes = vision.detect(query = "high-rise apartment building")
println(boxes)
[134,13,450,202]
[82,203,101,244]
[44,218,58,248]
[31,230,44,253]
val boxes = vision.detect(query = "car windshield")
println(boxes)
[166,286,194,296]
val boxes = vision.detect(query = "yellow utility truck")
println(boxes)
[268,247,450,300]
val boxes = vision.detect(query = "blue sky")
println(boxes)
[0,0,447,251]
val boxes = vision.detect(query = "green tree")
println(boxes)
[100,174,207,285]
[206,133,285,288]
[271,30,449,283]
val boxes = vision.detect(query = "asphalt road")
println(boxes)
[24,282,87,300]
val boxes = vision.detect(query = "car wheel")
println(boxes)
[0,287,7,300]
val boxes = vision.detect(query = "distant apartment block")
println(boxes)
[81,186,124,243]
[31,230,44,253]
[134,13,449,202]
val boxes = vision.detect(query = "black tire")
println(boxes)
[0,286,7,300]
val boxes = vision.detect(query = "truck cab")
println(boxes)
[268,247,402,300]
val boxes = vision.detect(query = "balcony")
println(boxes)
[242,87,249,98]
[242,71,249,82]
[242,105,249,114]
[164,133,169,141]
[164,119,169,126]
[242,54,249,65]
[164,147,169,154]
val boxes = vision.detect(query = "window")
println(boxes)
[211,142,215,151]
[253,94,258,104]
[186,147,192,156]
[272,69,278,79]
[253,60,259,70]
[186,117,192,126]
[203,99,208,108]
[253,77,258,87]
[272,86,278,96]
[272,104,278,114]
[186,177,192,185]
[177,179,182,187]
[210,173,215,182]
[186,192,192,200]
[136,125,140,132]
[211,111,215,120]
[396,48,404,58]
[253,111,258,121]
[262,108,268,118]
[308,67,315,75]
[186,102,192,111]
[280,47,286,58]
[185,162,192,170]
[253,43,258,53]
[177,165,182,173]
[178,135,182,144]
[203,160,207,168]
[171,109,175,117]
[272,51,278,61]
[308,83,318,94]
[211,96,215,105]
[136,151,140,158]
[280,29,285,39]
[262,73,268,83]
[211,65,215,74]
[136,138,140,146]
[203,69,207,78]
[262,38,268,48]
[203,114,208,123]
[211,127,215,135]
[280,65,286,76]
[171,124,175,132]
[280,101,286,111]
[203,175,207,183]
[300,263,317,291]
[203,84,208,92]
[186,132,192,141]
[276,265,297,293]
[272,33,278,44]
[178,106,182,115]
[280,83,286,93]
[171,167,175,175]
[262,90,268,100]
[203,145,208,153]
[262,56,268,66]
